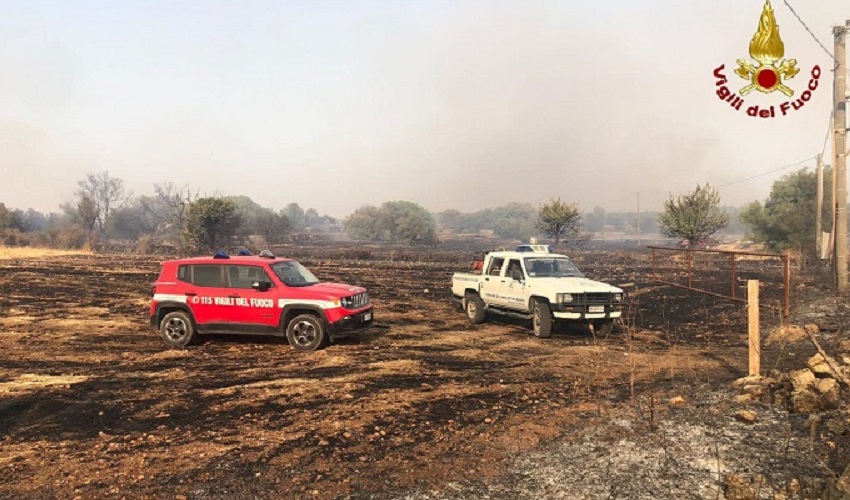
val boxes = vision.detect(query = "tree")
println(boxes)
[76,171,127,233]
[740,168,832,254]
[252,210,292,244]
[184,197,241,251]
[283,203,306,231]
[658,184,729,246]
[139,183,198,240]
[0,203,20,230]
[344,201,438,245]
[536,197,582,246]
[76,195,99,235]
[344,205,385,241]
[381,201,438,245]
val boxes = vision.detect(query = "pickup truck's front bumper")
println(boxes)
[551,304,622,320]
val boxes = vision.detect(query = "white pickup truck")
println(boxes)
[451,250,624,338]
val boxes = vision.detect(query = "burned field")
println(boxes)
[0,249,838,499]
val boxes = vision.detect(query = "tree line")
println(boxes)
[0,165,835,257]
[0,171,338,252]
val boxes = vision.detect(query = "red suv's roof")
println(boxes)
[162,256,292,265]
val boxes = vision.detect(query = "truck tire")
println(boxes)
[465,293,486,324]
[159,311,198,348]
[286,314,329,351]
[532,300,552,339]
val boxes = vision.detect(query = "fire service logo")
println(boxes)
[713,0,821,118]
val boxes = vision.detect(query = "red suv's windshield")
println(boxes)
[271,261,320,287]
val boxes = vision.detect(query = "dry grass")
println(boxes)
[0,247,91,260]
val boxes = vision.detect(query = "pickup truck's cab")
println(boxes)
[451,250,623,338]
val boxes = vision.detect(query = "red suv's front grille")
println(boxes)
[342,293,369,309]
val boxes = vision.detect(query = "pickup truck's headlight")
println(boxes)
[556,293,573,303]
[613,293,623,303]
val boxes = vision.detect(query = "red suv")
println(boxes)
[149,251,373,350]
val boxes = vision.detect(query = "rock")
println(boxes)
[807,354,834,377]
[669,396,685,405]
[804,323,820,335]
[734,394,755,404]
[816,378,838,394]
[790,369,817,391]
[735,410,758,423]
[723,473,764,500]
[766,325,807,345]
[818,384,841,411]
[731,375,763,390]
[826,417,848,435]
[837,463,850,495]
[792,388,820,414]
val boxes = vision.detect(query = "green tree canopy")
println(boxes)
[740,167,832,253]
[536,198,582,246]
[345,201,437,245]
[184,197,241,252]
[658,184,728,246]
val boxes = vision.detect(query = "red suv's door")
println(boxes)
[222,264,281,330]
[180,264,232,327]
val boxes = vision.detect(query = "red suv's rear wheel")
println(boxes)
[160,311,197,348]
[285,314,328,351]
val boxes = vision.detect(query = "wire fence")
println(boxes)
[648,246,791,325]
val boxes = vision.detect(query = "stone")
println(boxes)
[766,325,807,345]
[669,396,685,405]
[734,394,755,404]
[790,369,816,391]
[792,389,820,414]
[804,323,820,335]
[735,410,758,423]
[818,384,841,411]
[731,375,763,390]
[837,463,850,495]
[816,378,838,394]
[808,354,834,377]
[723,473,762,500]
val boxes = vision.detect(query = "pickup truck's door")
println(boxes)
[481,256,507,307]
[501,259,528,310]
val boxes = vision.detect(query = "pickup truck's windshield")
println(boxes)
[271,261,320,287]
[524,257,584,278]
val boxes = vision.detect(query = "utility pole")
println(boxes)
[637,192,641,247]
[834,22,848,290]
[817,153,823,258]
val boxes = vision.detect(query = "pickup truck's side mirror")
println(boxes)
[251,280,272,292]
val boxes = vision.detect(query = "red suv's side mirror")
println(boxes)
[251,281,272,292]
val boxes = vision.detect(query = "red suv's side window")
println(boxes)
[225,265,272,289]
[177,265,189,282]
[189,265,224,287]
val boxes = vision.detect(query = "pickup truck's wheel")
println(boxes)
[465,293,486,324]
[286,314,328,351]
[160,311,197,348]
[532,300,553,339]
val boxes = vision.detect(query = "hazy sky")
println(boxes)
[0,0,846,217]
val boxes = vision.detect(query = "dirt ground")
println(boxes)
[0,249,839,499]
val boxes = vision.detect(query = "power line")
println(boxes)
[780,0,839,68]
[822,111,833,158]
[716,156,818,188]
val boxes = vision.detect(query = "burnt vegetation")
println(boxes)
[1,244,849,499]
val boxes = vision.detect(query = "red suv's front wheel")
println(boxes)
[285,314,328,351]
